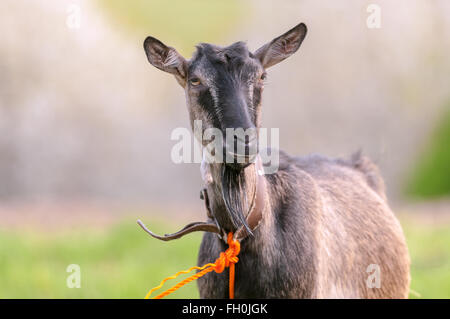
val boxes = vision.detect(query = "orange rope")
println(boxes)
[145,232,240,299]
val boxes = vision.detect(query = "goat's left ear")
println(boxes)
[254,23,307,69]
[144,36,188,87]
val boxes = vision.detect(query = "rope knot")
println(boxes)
[213,234,240,274]
[145,232,240,299]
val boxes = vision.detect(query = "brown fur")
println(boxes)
[197,152,410,298]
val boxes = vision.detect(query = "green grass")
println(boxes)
[0,219,203,298]
[406,104,450,199]
[0,217,448,298]
[95,0,248,56]
[402,218,450,298]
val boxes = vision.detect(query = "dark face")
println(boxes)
[144,23,307,169]
[185,42,264,167]
[144,23,307,231]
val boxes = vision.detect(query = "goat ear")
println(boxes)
[144,36,188,86]
[254,23,307,69]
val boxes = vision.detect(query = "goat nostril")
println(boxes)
[224,138,258,161]
[223,128,258,164]
[233,130,257,142]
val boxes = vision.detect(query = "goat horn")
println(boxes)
[137,219,221,242]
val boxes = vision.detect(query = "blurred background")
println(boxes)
[0,0,449,298]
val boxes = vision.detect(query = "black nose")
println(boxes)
[224,130,258,167]
[233,134,257,156]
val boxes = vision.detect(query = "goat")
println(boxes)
[143,23,410,298]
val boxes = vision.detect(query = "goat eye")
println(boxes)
[189,78,201,86]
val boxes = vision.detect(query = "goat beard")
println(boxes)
[220,164,253,235]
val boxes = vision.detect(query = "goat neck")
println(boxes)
[201,156,268,242]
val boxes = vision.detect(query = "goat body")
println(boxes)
[142,22,410,299]
[197,151,410,298]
